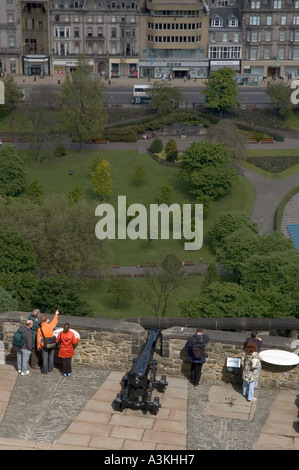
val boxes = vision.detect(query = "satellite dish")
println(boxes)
[260,349,299,366]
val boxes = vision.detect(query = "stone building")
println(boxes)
[0,0,22,75]
[241,0,299,79]
[138,0,210,79]
[49,0,140,79]
[205,0,242,74]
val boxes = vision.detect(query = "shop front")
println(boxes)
[210,60,241,73]
[109,58,139,78]
[23,55,50,77]
[139,60,208,79]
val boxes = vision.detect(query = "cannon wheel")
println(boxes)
[150,396,160,415]
[112,393,124,412]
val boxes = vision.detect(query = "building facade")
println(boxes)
[138,0,209,79]
[242,0,299,79]
[0,0,22,75]
[206,1,242,75]
[2,0,299,80]
[49,0,140,79]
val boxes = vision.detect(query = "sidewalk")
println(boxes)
[0,363,298,450]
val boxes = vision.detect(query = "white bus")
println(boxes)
[131,84,151,104]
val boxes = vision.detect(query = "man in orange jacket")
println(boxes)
[37,309,59,374]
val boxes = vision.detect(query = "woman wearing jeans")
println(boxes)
[242,341,262,403]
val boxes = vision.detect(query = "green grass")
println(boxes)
[81,275,204,319]
[23,148,255,266]
[286,111,299,131]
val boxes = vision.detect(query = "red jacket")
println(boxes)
[56,330,79,358]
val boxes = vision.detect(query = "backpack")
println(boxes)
[13,327,24,348]
[192,337,204,359]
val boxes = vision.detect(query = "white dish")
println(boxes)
[260,349,299,366]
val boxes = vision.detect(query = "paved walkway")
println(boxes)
[0,364,298,450]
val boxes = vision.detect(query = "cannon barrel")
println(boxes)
[129,328,159,387]
[112,328,167,415]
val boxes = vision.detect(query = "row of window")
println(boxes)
[147,36,201,43]
[246,46,299,60]
[247,30,299,42]
[54,14,136,22]
[54,26,135,38]
[54,41,135,55]
[147,23,202,30]
[209,45,241,59]
[250,0,299,8]
[249,15,299,25]
[51,1,137,9]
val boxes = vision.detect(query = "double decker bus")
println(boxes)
[131,84,151,104]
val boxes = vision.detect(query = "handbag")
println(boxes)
[40,325,57,349]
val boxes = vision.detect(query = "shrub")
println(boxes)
[54,143,67,158]
[165,138,178,162]
[149,138,163,153]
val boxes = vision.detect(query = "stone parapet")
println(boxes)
[0,312,298,390]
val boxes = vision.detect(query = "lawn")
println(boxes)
[23,147,255,266]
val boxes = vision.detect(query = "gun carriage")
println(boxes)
[112,328,168,415]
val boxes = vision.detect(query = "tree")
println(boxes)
[107,275,133,308]
[131,163,147,186]
[265,81,292,117]
[0,76,23,110]
[0,229,38,310]
[25,180,45,204]
[0,144,26,196]
[147,82,184,114]
[12,87,59,164]
[209,211,258,251]
[67,183,85,205]
[31,275,91,316]
[0,286,18,312]
[91,159,112,200]
[202,263,219,290]
[180,281,296,318]
[158,182,173,205]
[206,119,247,160]
[135,252,185,317]
[165,138,178,162]
[0,195,110,279]
[180,141,237,200]
[202,67,240,115]
[60,54,107,151]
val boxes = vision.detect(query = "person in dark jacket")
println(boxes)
[185,327,210,387]
[16,320,33,376]
[28,309,41,369]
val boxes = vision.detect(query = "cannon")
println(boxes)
[112,329,168,415]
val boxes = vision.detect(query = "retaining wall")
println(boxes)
[0,312,298,390]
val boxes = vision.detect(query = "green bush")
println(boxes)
[149,138,163,153]
[165,138,178,162]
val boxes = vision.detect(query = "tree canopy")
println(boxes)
[60,55,107,151]
[202,67,240,114]
[180,141,237,200]
[147,81,183,114]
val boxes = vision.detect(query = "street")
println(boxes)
[102,85,272,107]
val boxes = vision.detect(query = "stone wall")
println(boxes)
[0,312,298,390]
